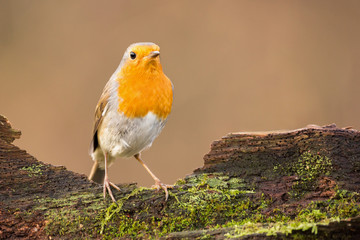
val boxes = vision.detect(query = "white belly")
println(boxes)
[98,111,166,158]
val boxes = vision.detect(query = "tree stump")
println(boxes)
[1,115,360,239]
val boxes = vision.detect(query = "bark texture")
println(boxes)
[1,115,360,239]
[0,115,100,238]
[196,124,360,201]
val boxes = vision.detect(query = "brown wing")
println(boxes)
[89,80,112,154]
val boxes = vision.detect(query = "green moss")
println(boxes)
[274,151,333,199]
[20,164,44,177]
[98,173,266,238]
[294,151,332,181]
[225,189,360,238]
[31,170,360,239]
[33,191,106,238]
[199,233,212,239]
[224,221,322,238]
[291,152,332,198]
[100,187,149,234]
[323,190,360,218]
[99,172,359,239]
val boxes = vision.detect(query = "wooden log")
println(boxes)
[197,124,360,193]
[1,115,360,239]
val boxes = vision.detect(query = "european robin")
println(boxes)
[88,42,173,202]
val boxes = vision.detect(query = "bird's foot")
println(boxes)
[152,180,173,201]
[103,178,121,202]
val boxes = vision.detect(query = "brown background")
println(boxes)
[1,1,360,187]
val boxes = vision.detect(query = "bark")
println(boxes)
[1,115,360,239]
[196,124,360,200]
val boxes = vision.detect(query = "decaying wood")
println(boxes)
[1,115,360,239]
[0,115,21,144]
[197,124,360,192]
[0,115,101,238]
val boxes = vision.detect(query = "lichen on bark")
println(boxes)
[1,116,360,239]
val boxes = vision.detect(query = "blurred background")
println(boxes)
[1,1,360,187]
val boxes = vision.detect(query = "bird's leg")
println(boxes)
[103,152,120,202]
[134,153,172,201]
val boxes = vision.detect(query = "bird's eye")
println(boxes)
[130,51,136,60]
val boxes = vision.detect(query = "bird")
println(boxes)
[88,42,173,202]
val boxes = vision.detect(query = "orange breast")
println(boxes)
[117,64,173,119]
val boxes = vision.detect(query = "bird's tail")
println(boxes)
[89,161,105,184]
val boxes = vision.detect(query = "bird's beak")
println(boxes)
[148,51,160,58]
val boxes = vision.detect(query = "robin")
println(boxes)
[88,42,173,202]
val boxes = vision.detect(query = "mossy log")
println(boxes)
[1,115,360,239]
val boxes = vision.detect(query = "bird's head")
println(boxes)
[119,42,163,76]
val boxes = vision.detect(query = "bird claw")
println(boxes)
[103,179,121,202]
[152,181,173,201]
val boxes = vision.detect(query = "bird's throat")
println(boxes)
[116,69,173,120]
